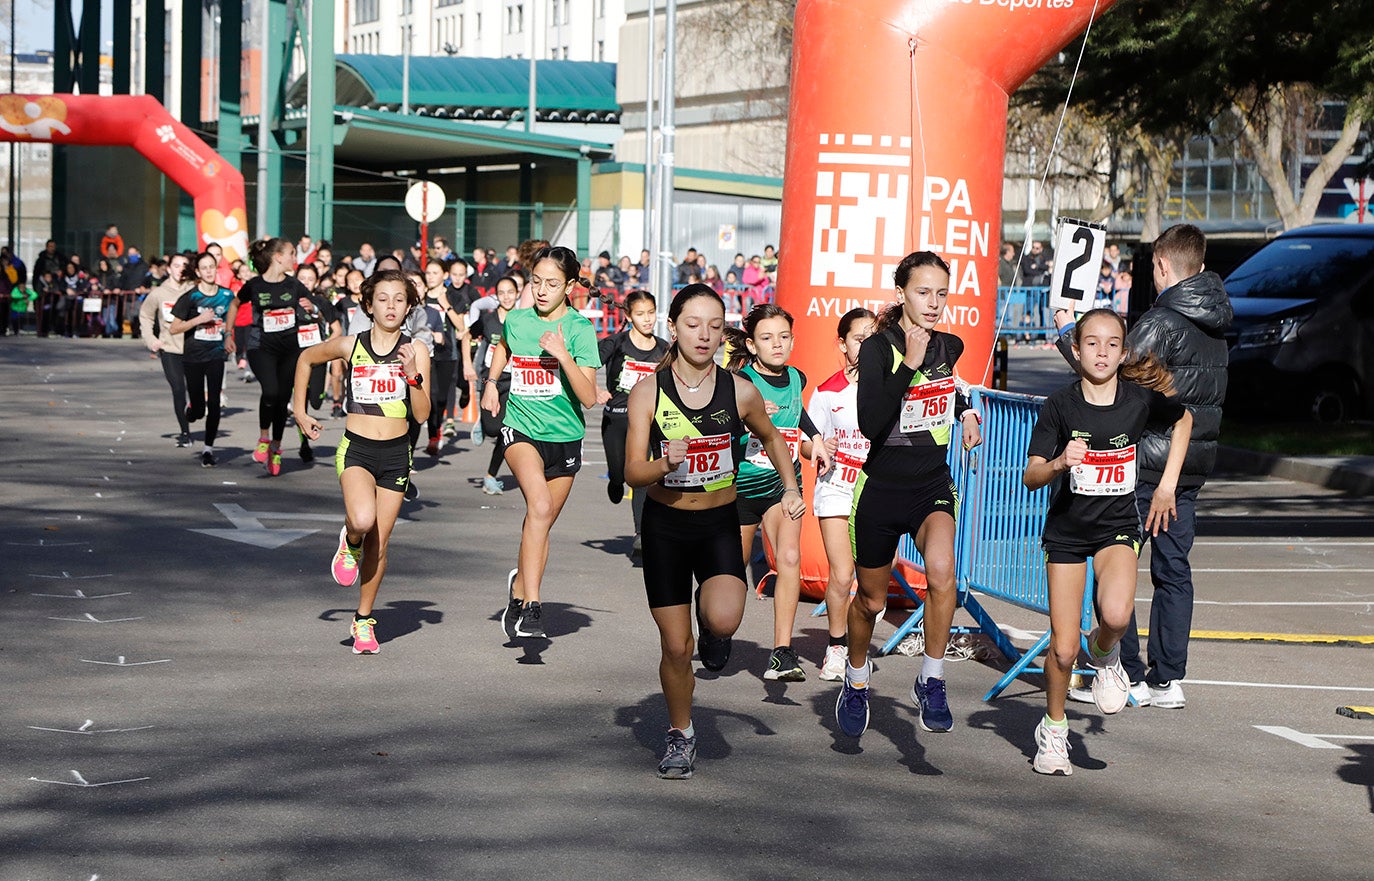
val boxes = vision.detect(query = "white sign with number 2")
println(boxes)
[1048,219,1107,314]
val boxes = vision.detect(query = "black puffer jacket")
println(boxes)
[1130,271,1232,486]
[1057,271,1232,487]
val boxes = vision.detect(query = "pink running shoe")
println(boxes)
[350,617,380,654]
[252,437,271,463]
[331,526,363,587]
[267,444,282,476]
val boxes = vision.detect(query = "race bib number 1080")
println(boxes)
[510,355,562,399]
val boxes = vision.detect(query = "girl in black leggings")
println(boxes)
[237,237,314,476]
[465,274,521,494]
[168,251,238,466]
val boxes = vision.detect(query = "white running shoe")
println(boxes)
[1149,680,1186,709]
[1070,680,1151,707]
[1087,628,1130,715]
[1033,718,1072,776]
[819,645,847,681]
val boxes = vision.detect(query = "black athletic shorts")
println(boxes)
[641,496,747,609]
[336,430,411,492]
[1043,532,1142,565]
[500,426,583,479]
[735,488,783,527]
[850,468,958,570]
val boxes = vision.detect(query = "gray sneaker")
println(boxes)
[657,728,697,779]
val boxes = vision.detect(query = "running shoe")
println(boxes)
[631,533,642,559]
[332,526,363,587]
[482,476,504,495]
[1148,680,1186,709]
[350,617,380,654]
[763,646,806,682]
[299,438,315,463]
[835,668,872,737]
[267,444,283,477]
[185,405,202,424]
[425,435,440,456]
[694,589,732,672]
[404,477,418,501]
[443,418,457,439]
[1087,628,1130,715]
[332,403,345,419]
[819,644,847,682]
[471,420,484,446]
[1032,718,1072,776]
[657,728,697,780]
[514,601,545,638]
[252,437,270,463]
[501,568,522,638]
[200,450,216,468]
[607,480,624,505]
[912,676,953,732]
[176,432,192,448]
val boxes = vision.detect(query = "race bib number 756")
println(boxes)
[900,377,955,434]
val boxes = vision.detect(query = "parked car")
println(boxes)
[1225,224,1374,422]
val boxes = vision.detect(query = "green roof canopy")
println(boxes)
[287,56,620,122]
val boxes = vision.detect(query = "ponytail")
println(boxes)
[249,237,291,275]
[722,327,751,371]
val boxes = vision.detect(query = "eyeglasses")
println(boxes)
[529,276,569,291]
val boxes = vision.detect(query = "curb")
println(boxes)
[1215,445,1374,496]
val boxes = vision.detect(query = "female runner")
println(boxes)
[723,305,830,682]
[167,251,237,466]
[465,274,521,494]
[1022,308,1191,774]
[483,246,601,640]
[835,251,982,739]
[624,284,803,778]
[137,252,193,446]
[597,290,669,553]
[294,269,431,654]
[804,307,877,680]
[238,238,314,476]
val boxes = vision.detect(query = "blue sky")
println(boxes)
[9,0,114,55]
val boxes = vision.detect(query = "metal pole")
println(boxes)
[653,0,677,333]
[255,0,271,238]
[8,0,17,249]
[642,0,654,263]
[401,7,410,114]
[525,0,537,133]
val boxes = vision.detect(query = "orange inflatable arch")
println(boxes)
[0,94,249,262]
[774,0,1117,599]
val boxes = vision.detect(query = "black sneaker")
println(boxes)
[695,588,731,672]
[514,601,546,638]
[657,728,697,780]
[404,479,419,501]
[176,432,191,448]
[200,451,216,468]
[299,439,315,462]
[500,569,522,639]
[331,403,345,419]
[763,646,806,682]
[607,480,624,505]
[631,534,643,559]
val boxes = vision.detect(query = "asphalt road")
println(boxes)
[3,337,1371,881]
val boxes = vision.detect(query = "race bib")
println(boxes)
[900,376,956,434]
[617,359,657,393]
[350,363,407,405]
[296,323,323,347]
[160,300,177,324]
[744,426,802,469]
[661,434,734,488]
[1070,445,1137,496]
[828,449,866,493]
[510,354,562,399]
[194,319,225,342]
[263,308,296,333]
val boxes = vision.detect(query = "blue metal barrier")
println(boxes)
[996,286,1056,344]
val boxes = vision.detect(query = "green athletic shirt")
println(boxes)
[736,363,806,500]
[501,306,602,443]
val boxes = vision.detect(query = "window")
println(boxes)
[596,40,604,61]
[437,0,461,6]
[506,3,523,34]
[355,0,379,24]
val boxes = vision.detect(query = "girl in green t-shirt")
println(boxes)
[482,246,602,641]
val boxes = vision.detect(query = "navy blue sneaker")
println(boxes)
[912,676,953,732]
[694,587,732,672]
[835,667,871,737]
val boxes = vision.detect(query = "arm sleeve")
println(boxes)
[467,294,497,326]
[805,390,832,438]
[799,408,820,439]
[856,334,914,441]
[1026,396,1063,460]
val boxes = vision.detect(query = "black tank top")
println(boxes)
[648,365,747,493]
[343,330,413,419]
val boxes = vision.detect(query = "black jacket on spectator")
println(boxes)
[34,248,64,280]
[119,258,151,291]
[1058,270,1232,488]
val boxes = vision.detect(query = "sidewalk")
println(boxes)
[1006,345,1374,496]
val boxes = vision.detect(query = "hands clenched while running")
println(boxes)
[664,438,688,469]
[298,412,322,441]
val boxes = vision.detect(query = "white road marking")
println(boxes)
[29,769,150,787]
[1140,568,1374,573]
[1255,726,1374,749]
[80,656,170,667]
[49,613,143,624]
[1192,540,1374,547]
[1192,678,1374,692]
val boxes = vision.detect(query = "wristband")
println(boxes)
[783,487,802,496]
[405,373,424,388]
[962,410,982,425]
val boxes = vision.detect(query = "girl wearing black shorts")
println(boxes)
[465,274,521,495]
[238,238,315,476]
[167,251,237,466]
[835,251,982,740]
[1023,308,1192,775]
[624,284,804,779]
[294,270,431,654]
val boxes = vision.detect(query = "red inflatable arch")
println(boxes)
[774,0,1117,600]
[0,94,250,262]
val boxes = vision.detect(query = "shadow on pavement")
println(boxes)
[1336,744,1374,813]
[613,693,776,763]
[966,700,1109,774]
[320,600,445,646]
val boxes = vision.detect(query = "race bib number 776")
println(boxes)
[1070,446,1137,496]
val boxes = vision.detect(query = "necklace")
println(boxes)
[672,362,713,393]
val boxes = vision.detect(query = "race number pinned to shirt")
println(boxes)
[1070,446,1137,496]
[617,359,657,393]
[160,300,178,324]
[509,354,562,399]
[900,376,955,434]
[350,363,407,405]
[194,319,225,342]
[296,323,323,347]
[662,434,733,488]
[263,308,296,333]
[1048,218,1107,314]
[744,427,802,469]
[828,449,866,493]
